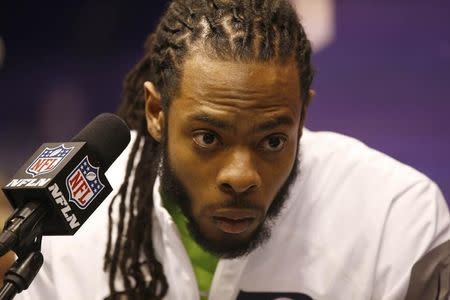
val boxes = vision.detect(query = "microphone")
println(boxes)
[0,113,130,257]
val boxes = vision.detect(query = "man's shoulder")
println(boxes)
[284,128,444,235]
[300,129,429,188]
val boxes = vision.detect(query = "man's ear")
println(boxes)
[144,81,165,142]
[304,89,316,109]
[302,89,316,118]
[298,89,316,138]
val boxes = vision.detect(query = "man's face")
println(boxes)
[155,54,303,258]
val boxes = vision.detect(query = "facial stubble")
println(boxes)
[159,135,300,259]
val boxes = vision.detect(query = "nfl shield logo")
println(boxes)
[26,144,73,177]
[66,156,105,209]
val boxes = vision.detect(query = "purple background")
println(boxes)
[1,1,449,199]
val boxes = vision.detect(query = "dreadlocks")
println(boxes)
[104,0,314,299]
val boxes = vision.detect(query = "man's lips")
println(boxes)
[212,208,258,220]
[211,209,258,234]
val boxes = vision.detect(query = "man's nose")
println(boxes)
[216,148,262,195]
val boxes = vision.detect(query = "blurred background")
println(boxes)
[0,0,449,216]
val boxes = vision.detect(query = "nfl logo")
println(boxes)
[26,144,73,177]
[66,156,105,209]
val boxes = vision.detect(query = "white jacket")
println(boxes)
[17,129,450,300]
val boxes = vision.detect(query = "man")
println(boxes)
[8,0,450,299]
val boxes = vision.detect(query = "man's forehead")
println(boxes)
[173,53,302,117]
[181,54,300,92]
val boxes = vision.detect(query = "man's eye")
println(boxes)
[193,131,221,149]
[261,135,287,152]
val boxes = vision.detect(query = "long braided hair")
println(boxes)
[104,0,314,299]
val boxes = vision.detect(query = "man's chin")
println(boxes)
[186,219,271,259]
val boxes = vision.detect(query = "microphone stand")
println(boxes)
[0,247,43,300]
[0,203,46,300]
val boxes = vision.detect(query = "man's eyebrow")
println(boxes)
[253,115,295,133]
[187,112,295,132]
[188,113,234,130]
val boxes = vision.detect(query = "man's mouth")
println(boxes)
[211,209,257,234]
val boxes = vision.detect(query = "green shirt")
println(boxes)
[163,195,219,300]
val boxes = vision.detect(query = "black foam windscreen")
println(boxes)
[71,113,130,171]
